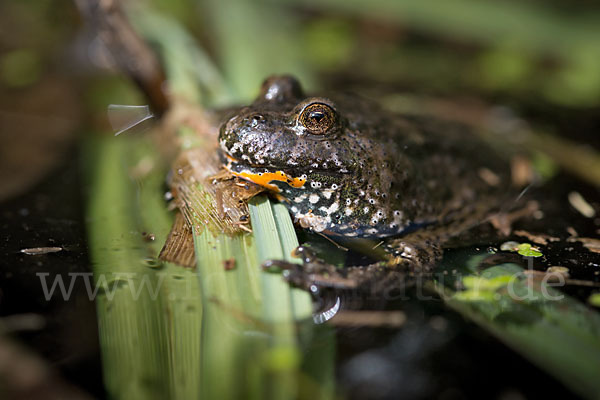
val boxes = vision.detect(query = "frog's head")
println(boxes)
[219,76,376,233]
[219,75,357,193]
[219,76,407,236]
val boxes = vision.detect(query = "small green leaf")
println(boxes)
[453,290,497,302]
[517,243,543,257]
[463,275,514,291]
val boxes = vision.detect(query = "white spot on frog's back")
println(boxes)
[309,194,320,204]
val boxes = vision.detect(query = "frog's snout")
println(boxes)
[219,114,246,153]
[219,112,285,165]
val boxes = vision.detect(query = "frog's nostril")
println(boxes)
[250,114,264,127]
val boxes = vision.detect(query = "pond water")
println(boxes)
[1,148,597,398]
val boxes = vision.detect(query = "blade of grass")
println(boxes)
[272,202,314,317]
[249,197,304,400]
[85,136,171,399]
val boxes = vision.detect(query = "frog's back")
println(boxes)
[319,94,512,238]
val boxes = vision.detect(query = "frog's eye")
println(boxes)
[259,75,303,102]
[299,102,337,135]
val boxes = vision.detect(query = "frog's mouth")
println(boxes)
[222,153,306,193]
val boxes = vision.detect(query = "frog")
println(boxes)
[217,75,514,291]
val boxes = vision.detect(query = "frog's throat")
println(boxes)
[226,167,306,193]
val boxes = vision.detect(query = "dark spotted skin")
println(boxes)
[218,75,512,287]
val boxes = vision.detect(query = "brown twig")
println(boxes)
[74,0,170,116]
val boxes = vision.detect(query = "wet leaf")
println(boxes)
[516,243,543,257]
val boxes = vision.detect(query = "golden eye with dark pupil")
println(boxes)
[299,103,336,134]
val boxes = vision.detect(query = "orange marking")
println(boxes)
[230,170,306,192]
